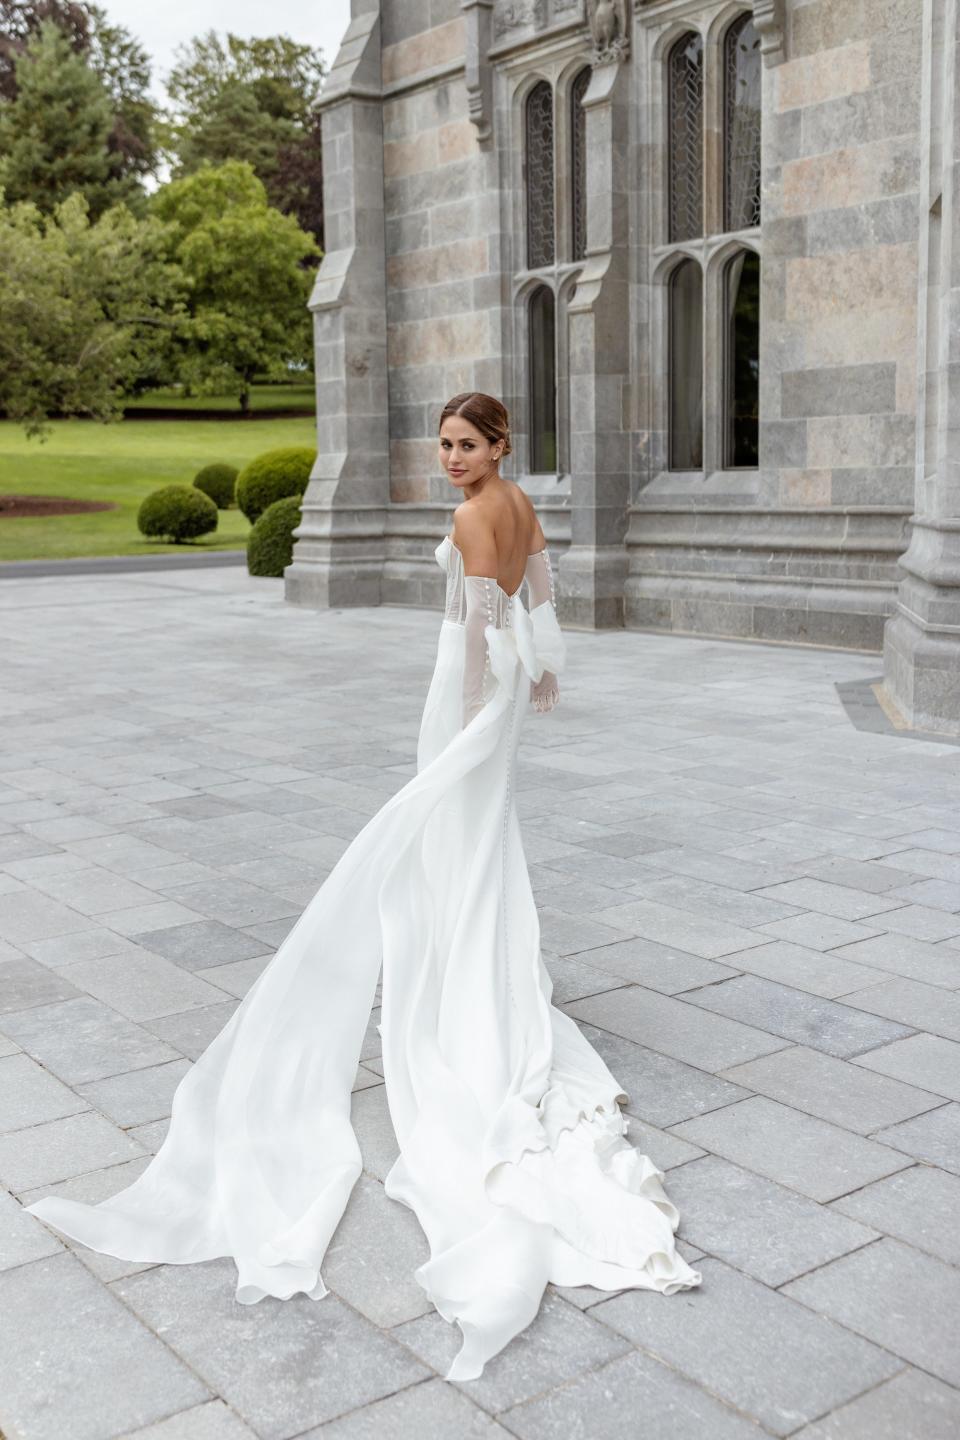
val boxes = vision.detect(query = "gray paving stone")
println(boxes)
[0,887,97,943]
[831,931,960,987]
[873,904,960,942]
[499,1346,766,1440]
[568,936,738,993]
[576,1021,752,1128]
[874,1101,960,1174]
[626,872,805,928]
[194,954,273,998]
[0,1050,89,1132]
[28,866,172,917]
[143,1000,239,1060]
[0,1107,146,1191]
[117,1400,261,1440]
[841,976,960,1043]
[794,1367,960,1440]
[854,1033,960,1101]
[322,1174,432,1327]
[592,1257,900,1437]
[392,1289,630,1414]
[662,1153,878,1286]
[0,952,87,1013]
[0,1251,210,1440]
[720,1045,943,1134]
[829,1165,960,1264]
[132,919,272,970]
[683,974,915,1058]
[798,856,921,894]
[758,913,883,951]
[716,940,889,999]
[303,1379,511,1439]
[58,948,229,1021]
[567,986,790,1072]
[23,926,140,968]
[782,1238,960,1388]
[101,901,205,936]
[891,878,960,912]
[76,1058,192,1127]
[536,907,633,956]
[0,1184,63,1270]
[351,1081,400,1182]
[113,1258,428,1440]
[588,897,770,960]
[670,1096,913,1202]
[540,954,626,1005]
[1,995,181,1084]
[755,880,907,922]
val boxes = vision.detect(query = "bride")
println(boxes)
[25,392,701,1381]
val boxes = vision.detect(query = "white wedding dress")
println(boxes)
[25,534,701,1380]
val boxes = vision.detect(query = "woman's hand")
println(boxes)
[530,671,559,713]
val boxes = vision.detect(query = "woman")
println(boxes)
[25,393,701,1381]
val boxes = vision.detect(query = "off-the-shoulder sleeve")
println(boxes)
[524,549,562,713]
[462,575,499,728]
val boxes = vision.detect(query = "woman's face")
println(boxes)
[439,415,502,491]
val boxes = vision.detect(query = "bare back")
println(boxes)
[451,480,546,596]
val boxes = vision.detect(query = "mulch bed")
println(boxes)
[0,494,118,518]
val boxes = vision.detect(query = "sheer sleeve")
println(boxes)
[462,575,499,728]
[524,548,561,714]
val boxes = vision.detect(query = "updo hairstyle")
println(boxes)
[438,392,512,457]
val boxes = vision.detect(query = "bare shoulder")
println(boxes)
[520,491,547,553]
[452,499,498,575]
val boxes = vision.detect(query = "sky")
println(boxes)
[98,1,352,99]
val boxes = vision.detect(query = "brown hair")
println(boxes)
[439,392,512,456]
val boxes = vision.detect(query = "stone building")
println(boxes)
[285,0,960,734]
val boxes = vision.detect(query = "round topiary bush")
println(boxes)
[137,485,218,544]
[193,463,238,509]
[235,447,315,524]
[247,495,303,577]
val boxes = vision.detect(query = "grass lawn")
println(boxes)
[129,383,315,414]
[0,416,316,562]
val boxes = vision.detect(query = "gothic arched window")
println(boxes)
[668,32,704,243]
[526,81,555,269]
[724,249,760,467]
[528,286,557,472]
[724,14,762,232]
[571,66,590,262]
[669,260,703,469]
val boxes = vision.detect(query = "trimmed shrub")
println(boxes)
[247,495,303,577]
[235,446,315,524]
[193,463,238,509]
[137,485,218,544]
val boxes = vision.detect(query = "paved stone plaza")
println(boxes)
[2,564,960,1440]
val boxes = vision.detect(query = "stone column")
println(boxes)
[882,0,960,733]
[559,50,632,630]
[284,2,390,610]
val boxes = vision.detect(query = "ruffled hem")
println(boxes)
[410,1072,701,1381]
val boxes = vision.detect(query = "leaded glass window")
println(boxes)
[724,14,762,231]
[526,81,555,269]
[724,250,760,467]
[571,66,590,262]
[668,32,704,243]
[529,286,557,472]
[669,260,703,469]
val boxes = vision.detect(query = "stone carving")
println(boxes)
[494,0,545,36]
[463,0,494,141]
[752,0,786,67]
[587,0,629,66]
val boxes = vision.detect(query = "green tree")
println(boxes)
[165,31,324,240]
[0,3,157,192]
[0,192,182,435]
[0,20,147,216]
[152,160,319,413]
